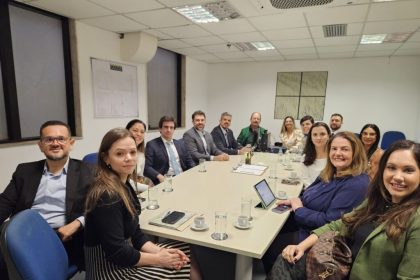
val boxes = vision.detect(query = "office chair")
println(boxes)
[381,131,406,150]
[82,152,98,165]
[0,209,77,280]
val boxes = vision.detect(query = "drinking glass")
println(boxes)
[241,197,252,221]
[211,211,228,240]
[146,186,159,210]
[162,174,173,192]
[198,158,207,172]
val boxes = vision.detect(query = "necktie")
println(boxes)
[166,142,182,175]
[224,129,230,147]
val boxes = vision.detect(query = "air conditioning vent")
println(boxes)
[323,24,347,37]
[270,0,333,9]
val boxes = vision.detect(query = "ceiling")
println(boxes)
[16,0,420,63]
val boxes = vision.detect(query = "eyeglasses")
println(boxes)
[41,136,69,145]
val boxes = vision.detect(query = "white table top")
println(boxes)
[139,152,303,259]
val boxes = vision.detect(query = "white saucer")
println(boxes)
[234,221,252,230]
[190,224,209,231]
[288,177,299,180]
[284,168,294,171]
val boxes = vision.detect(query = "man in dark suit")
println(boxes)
[144,116,196,185]
[183,110,229,164]
[211,112,252,155]
[0,120,93,278]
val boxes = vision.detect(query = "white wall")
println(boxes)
[0,22,208,191]
[205,56,420,143]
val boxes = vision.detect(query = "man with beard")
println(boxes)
[0,120,93,278]
[237,112,267,147]
[329,113,344,135]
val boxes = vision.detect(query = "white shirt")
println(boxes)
[300,158,327,189]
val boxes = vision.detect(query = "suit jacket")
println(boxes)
[0,158,93,268]
[144,137,196,185]
[183,128,223,164]
[211,126,242,155]
[313,203,420,280]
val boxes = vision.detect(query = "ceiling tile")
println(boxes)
[157,25,211,38]
[80,15,146,33]
[367,0,420,22]
[254,56,284,62]
[314,36,360,46]
[89,0,163,13]
[272,39,314,48]
[225,57,256,62]
[201,19,256,35]
[144,29,173,40]
[394,48,420,56]
[248,12,306,30]
[29,0,113,19]
[262,27,311,40]
[182,36,225,46]
[219,32,266,42]
[355,50,396,57]
[283,53,318,60]
[317,45,356,53]
[213,52,249,59]
[279,47,316,55]
[305,5,369,26]
[174,47,207,55]
[399,42,420,50]
[158,39,191,49]
[357,43,402,51]
[319,52,354,58]
[363,19,420,34]
[310,23,363,38]
[244,50,280,57]
[407,32,420,42]
[200,44,238,53]
[126,9,190,28]
[158,0,209,7]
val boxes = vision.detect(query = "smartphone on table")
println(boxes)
[161,211,185,224]
[272,205,291,214]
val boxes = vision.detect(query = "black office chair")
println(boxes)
[82,152,98,165]
[0,209,77,280]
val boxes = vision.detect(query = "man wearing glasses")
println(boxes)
[0,120,93,278]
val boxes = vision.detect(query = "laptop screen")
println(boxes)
[254,179,276,208]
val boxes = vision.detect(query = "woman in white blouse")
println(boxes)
[126,119,147,176]
[280,116,304,151]
[300,122,331,188]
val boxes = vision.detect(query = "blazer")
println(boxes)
[144,137,196,185]
[211,125,242,155]
[0,158,93,268]
[313,205,420,280]
[183,128,223,164]
[237,126,266,147]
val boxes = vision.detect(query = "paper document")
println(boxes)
[233,164,268,176]
[149,209,195,231]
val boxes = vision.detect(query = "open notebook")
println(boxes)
[149,209,195,231]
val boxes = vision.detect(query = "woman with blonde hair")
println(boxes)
[263,132,369,273]
[280,116,304,151]
[84,128,200,280]
[271,140,420,280]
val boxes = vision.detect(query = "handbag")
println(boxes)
[306,231,352,280]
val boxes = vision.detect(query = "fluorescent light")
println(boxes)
[251,42,275,51]
[173,1,240,24]
[360,34,386,44]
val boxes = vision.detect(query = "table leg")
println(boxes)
[235,254,252,280]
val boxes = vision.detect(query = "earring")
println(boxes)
[106,163,112,169]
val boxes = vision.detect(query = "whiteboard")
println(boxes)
[91,58,138,118]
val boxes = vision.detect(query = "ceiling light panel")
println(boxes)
[173,1,240,24]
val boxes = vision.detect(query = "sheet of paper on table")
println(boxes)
[232,164,268,176]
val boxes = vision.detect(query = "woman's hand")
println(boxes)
[156,248,190,270]
[281,245,305,264]
[276,199,292,206]
[290,197,303,211]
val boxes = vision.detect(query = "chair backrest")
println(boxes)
[82,152,98,165]
[381,131,406,150]
[0,210,72,280]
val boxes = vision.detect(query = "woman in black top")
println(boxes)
[85,128,197,280]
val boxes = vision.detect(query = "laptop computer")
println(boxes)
[253,179,276,209]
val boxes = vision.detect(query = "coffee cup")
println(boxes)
[290,171,298,179]
[277,190,288,200]
[194,216,205,228]
[237,215,249,227]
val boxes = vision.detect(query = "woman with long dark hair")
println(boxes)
[274,140,420,280]
[359,124,384,179]
[300,122,331,188]
[84,128,200,280]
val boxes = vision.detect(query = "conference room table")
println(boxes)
[139,152,303,280]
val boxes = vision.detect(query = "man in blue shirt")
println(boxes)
[0,120,93,278]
